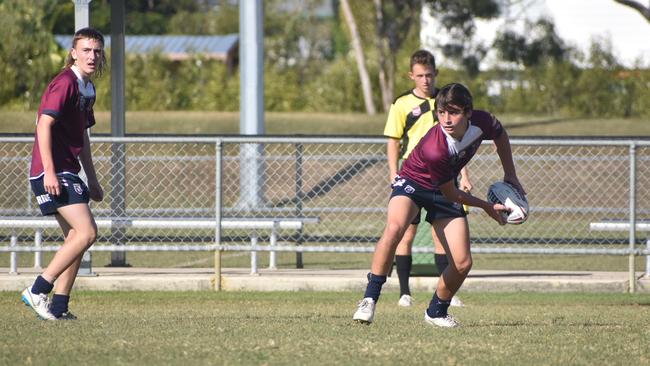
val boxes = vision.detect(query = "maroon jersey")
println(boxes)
[400,109,503,190]
[30,68,96,179]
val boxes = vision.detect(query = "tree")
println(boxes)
[340,0,376,115]
[424,0,501,76]
[613,0,650,21]
[0,0,57,108]
[374,0,420,112]
[494,18,567,67]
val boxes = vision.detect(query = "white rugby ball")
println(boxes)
[487,181,529,224]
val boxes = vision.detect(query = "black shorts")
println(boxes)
[390,176,466,225]
[30,174,89,216]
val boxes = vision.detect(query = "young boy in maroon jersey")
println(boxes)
[353,83,526,327]
[22,27,106,320]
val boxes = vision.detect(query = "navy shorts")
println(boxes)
[30,174,90,216]
[390,176,466,225]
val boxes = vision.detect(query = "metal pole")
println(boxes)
[295,143,304,268]
[73,0,91,29]
[628,143,636,292]
[215,140,223,246]
[10,233,17,275]
[215,140,223,290]
[250,231,258,275]
[646,238,650,278]
[73,0,94,275]
[269,222,277,269]
[214,249,222,291]
[238,0,265,210]
[109,0,128,266]
[34,229,42,269]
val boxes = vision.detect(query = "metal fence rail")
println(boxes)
[1,136,649,277]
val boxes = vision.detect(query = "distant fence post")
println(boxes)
[295,143,304,269]
[628,143,636,292]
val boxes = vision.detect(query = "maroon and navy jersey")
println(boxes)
[399,109,503,190]
[30,68,96,179]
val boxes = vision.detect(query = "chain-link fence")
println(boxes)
[1,136,649,268]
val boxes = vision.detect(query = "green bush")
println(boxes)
[0,0,58,109]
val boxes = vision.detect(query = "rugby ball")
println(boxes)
[487,181,529,224]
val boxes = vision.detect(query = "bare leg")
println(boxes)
[432,216,472,300]
[395,224,416,256]
[370,196,421,276]
[41,203,97,287]
[432,226,446,256]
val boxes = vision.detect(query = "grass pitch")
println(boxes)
[2,110,649,136]
[2,291,650,365]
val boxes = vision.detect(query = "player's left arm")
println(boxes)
[493,129,526,195]
[459,166,472,192]
[439,179,507,225]
[79,131,103,202]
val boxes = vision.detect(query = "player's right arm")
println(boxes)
[386,138,400,182]
[36,114,59,196]
[384,101,406,183]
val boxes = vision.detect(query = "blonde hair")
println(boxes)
[64,27,106,77]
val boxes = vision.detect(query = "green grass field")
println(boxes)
[3,291,650,365]
[2,251,647,273]
[2,110,649,136]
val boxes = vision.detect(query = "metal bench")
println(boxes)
[0,216,319,275]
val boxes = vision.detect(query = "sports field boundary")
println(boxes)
[1,267,648,293]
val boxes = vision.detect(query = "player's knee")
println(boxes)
[453,257,473,276]
[79,227,98,247]
[384,222,407,242]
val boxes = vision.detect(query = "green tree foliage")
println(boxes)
[49,0,203,35]
[2,0,648,119]
[495,40,650,118]
[0,0,59,109]
[425,0,501,76]
[494,19,567,67]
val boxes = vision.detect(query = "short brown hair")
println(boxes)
[410,49,436,71]
[435,83,473,112]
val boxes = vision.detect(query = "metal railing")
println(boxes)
[1,135,649,286]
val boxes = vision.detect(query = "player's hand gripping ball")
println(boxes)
[487,181,529,224]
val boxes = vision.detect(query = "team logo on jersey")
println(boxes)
[412,106,421,117]
[405,185,415,194]
[73,183,83,195]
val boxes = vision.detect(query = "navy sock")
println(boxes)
[426,292,451,318]
[31,275,53,295]
[434,254,449,276]
[50,294,70,318]
[395,255,412,296]
[363,272,387,302]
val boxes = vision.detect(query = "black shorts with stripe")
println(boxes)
[30,174,89,216]
[390,176,466,225]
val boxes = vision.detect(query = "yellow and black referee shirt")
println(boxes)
[383,89,438,159]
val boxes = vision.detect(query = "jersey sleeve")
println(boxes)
[473,110,504,140]
[39,76,75,122]
[383,102,406,139]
